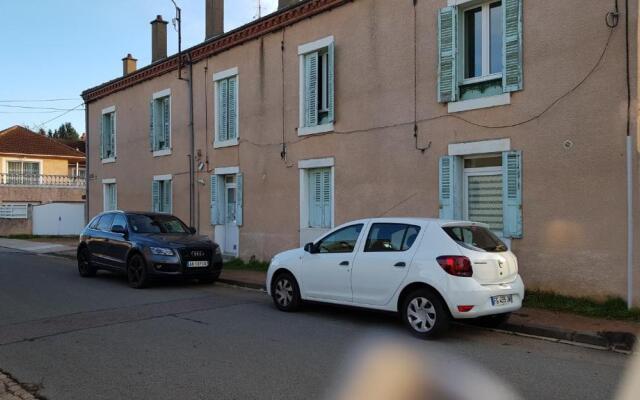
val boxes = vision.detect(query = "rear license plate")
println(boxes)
[491,294,513,307]
[188,261,209,268]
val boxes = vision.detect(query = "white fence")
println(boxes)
[0,204,29,219]
[32,203,85,235]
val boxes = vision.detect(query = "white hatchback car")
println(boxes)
[267,218,525,338]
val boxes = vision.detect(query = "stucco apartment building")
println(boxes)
[82,0,640,303]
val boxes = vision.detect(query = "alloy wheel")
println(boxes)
[407,297,437,333]
[275,278,294,307]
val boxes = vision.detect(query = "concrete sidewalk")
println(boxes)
[0,238,76,256]
[219,269,638,352]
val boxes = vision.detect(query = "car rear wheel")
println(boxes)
[401,289,449,339]
[127,254,149,289]
[271,272,301,312]
[77,247,96,277]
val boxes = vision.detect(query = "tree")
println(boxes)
[51,122,79,140]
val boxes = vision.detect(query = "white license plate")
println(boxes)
[188,261,209,268]
[491,295,513,306]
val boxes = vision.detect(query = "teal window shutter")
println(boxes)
[327,42,335,123]
[164,180,172,214]
[210,175,219,225]
[163,97,170,149]
[438,7,457,103]
[218,79,229,141]
[439,156,462,219]
[236,173,243,226]
[502,151,522,238]
[304,52,319,127]
[152,180,160,212]
[109,113,115,158]
[149,101,155,151]
[308,169,321,228]
[228,76,238,140]
[503,0,523,92]
[100,114,105,159]
[322,168,332,228]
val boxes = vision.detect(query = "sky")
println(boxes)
[0,0,279,134]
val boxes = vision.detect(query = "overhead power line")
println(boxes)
[35,103,85,129]
[0,98,79,103]
[0,104,85,111]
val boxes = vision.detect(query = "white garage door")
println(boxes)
[32,203,85,236]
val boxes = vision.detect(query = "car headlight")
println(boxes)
[150,247,175,256]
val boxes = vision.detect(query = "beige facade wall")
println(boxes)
[0,156,70,176]
[85,0,640,302]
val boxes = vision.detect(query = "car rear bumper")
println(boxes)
[444,275,525,319]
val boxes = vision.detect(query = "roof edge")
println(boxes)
[81,0,351,104]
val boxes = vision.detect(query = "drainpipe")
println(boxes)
[187,55,195,229]
[84,103,89,224]
[624,0,634,309]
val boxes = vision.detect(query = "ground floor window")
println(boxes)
[152,176,172,214]
[306,167,332,229]
[103,181,117,211]
[439,150,521,238]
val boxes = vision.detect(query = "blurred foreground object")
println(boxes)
[617,348,640,400]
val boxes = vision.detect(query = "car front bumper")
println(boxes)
[444,275,525,319]
[144,250,223,278]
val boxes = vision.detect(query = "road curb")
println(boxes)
[216,278,637,352]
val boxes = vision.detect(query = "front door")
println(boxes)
[223,175,239,255]
[299,224,364,302]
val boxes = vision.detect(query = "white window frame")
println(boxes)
[298,36,335,136]
[152,88,172,157]
[102,178,117,211]
[3,158,43,185]
[153,174,173,214]
[213,67,240,148]
[298,158,335,244]
[101,106,117,164]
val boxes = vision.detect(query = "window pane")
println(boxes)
[112,214,127,229]
[402,226,421,250]
[490,2,503,74]
[467,174,503,232]
[318,224,363,253]
[365,224,408,252]
[464,156,502,168]
[443,225,507,252]
[465,7,483,78]
[97,214,115,231]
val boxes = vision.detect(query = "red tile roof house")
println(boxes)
[0,126,86,235]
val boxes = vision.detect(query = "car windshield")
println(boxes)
[443,225,508,253]
[127,214,190,234]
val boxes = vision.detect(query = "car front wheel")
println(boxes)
[271,272,301,312]
[127,253,149,289]
[77,247,96,277]
[401,289,449,339]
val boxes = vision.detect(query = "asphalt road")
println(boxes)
[0,247,631,400]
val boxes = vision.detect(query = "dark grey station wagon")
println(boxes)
[77,211,223,288]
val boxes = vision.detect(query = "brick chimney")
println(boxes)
[150,15,168,63]
[278,0,301,10]
[122,54,138,76]
[205,0,224,40]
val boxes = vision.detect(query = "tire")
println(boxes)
[271,272,301,312]
[127,253,149,289]
[401,288,450,339]
[77,247,97,277]
[474,312,512,328]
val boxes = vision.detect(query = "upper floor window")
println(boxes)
[152,175,172,214]
[150,89,171,156]
[213,67,239,148]
[298,36,335,136]
[101,107,116,163]
[438,0,522,108]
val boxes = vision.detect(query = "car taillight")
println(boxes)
[437,256,473,277]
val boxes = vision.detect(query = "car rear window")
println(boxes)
[443,225,507,253]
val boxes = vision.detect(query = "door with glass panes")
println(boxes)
[223,175,239,255]
[462,155,504,235]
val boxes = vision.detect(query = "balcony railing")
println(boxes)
[0,173,86,187]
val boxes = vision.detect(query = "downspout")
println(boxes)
[188,55,196,229]
[84,102,90,224]
[625,0,634,308]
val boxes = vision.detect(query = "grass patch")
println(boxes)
[224,258,269,272]
[524,290,640,322]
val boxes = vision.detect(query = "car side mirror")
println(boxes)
[304,242,319,254]
[189,227,197,234]
[111,225,127,236]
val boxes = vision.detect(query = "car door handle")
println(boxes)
[339,261,350,266]
[394,262,406,268]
